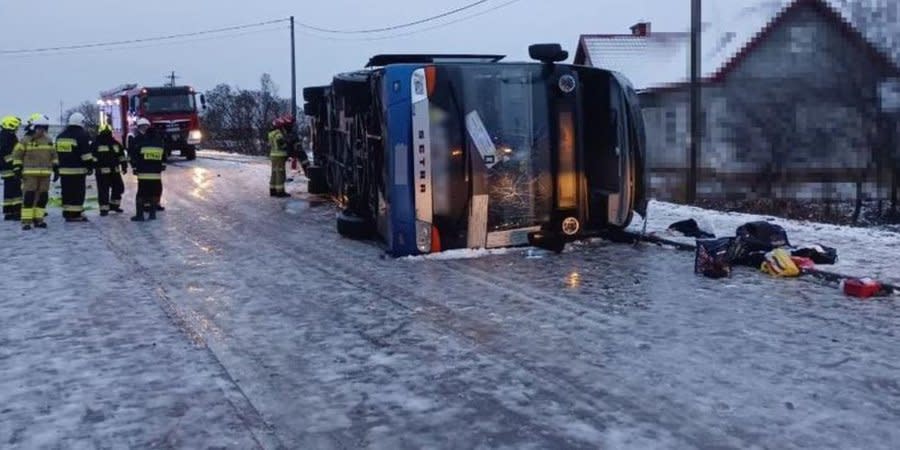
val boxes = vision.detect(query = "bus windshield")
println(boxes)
[429,64,553,240]
[143,93,196,114]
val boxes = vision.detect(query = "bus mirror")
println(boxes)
[200,94,207,110]
[529,44,568,64]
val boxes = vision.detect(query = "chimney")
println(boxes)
[630,22,651,37]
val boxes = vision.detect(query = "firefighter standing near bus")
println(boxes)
[128,118,165,221]
[92,123,128,216]
[56,112,95,222]
[1,115,23,221]
[268,115,309,198]
[11,114,58,230]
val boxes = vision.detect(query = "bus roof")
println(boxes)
[365,54,505,67]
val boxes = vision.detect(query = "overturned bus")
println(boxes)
[303,44,647,257]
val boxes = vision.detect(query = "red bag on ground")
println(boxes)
[842,278,882,298]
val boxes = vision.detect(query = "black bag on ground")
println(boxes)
[731,221,790,267]
[791,245,838,265]
[695,238,734,279]
[668,219,715,238]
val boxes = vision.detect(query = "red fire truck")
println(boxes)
[98,83,206,160]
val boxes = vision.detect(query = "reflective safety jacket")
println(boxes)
[55,126,94,175]
[91,133,127,174]
[268,128,288,159]
[268,128,300,160]
[0,129,18,178]
[12,135,58,176]
[128,131,166,180]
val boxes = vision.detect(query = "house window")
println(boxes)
[665,109,677,146]
[790,25,815,54]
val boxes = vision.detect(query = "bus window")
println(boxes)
[427,65,553,250]
[462,66,552,232]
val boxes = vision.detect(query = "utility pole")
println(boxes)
[688,0,702,204]
[59,101,64,126]
[290,16,298,120]
[166,71,178,87]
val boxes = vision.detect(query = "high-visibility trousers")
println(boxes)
[270,156,287,193]
[21,175,50,225]
[96,171,125,212]
[2,172,22,217]
[60,174,87,219]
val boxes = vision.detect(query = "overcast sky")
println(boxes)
[0,0,750,121]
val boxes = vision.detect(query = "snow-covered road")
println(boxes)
[2,152,899,449]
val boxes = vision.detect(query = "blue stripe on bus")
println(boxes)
[383,65,420,257]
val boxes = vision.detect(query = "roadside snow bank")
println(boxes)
[404,247,524,261]
[630,200,900,285]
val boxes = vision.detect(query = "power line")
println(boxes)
[0,0,525,57]
[2,25,287,59]
[295,0,526,42]
[294,0,494,34]
[0,18,289,55]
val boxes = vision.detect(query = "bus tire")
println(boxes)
[184,147,197,161]
[337,210,374,240]
[307,166,328,194]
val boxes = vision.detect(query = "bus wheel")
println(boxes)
[337,210,374,240]
[306,166,328,194]
[184,147,197,161]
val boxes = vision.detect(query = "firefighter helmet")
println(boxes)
[30,114,50,128]
[27,113,46,125]
[1,115,21,130]
[68,112,86,127]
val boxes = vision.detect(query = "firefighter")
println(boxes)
[56,112,95,222]
[128,117,165,221]
[268,115,308,197]
[1,115,23,221]
[11,114,58,230]
[22,112,43,137]
[91,123,127,216]
[267,116,290,197]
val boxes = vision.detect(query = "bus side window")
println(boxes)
[130,96,139,114]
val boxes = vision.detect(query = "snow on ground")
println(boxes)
[629,200,900,286]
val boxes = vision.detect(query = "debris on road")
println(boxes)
[668,218,716,238]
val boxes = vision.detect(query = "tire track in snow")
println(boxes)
[95,194,285,450]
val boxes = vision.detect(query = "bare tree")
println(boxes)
[62,101,100,133]
[202,73,292,155]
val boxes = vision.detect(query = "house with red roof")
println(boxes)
[575,0,900,206]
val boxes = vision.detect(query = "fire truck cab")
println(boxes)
[98,83,205,160]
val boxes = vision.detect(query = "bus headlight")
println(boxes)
[415,220,432,253]
[558,74,577,93]
[188,130,202,144]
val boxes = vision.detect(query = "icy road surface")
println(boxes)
[2,152,899,449]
